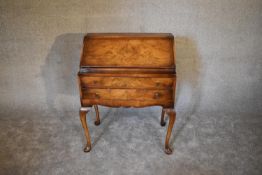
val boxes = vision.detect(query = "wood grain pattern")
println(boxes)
[82,89,172,101]
[81,33,174,67]
[78,33,176,154]
[81,99,174,108]
[80,76,174,89]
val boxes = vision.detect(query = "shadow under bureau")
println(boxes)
[78,33,176,154]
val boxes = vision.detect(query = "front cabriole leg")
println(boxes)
[79,107,92,152]
[163,108,176,155]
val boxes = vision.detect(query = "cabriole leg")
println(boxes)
[79,107,92,152]
[160,108,166,126]
[163,109,176,155]
[94,105,100,125]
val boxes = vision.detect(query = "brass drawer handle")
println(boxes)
[81,85,88,90]
[154,92,161,99]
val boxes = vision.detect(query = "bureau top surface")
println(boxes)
[80,33,175,68]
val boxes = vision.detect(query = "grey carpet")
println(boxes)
[0,107,261,175]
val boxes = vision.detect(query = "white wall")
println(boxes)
[0,0,261,114]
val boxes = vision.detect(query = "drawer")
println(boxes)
[81,89,173,101]
[81,99,174,108]
[79,76,174,89]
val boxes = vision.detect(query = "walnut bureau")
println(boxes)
[78,33,176,154]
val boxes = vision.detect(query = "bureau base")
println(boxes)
[79,105,176,155]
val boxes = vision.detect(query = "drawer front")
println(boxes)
[80,76,174,89]
[81,89,173,101]
[81,99,174,108]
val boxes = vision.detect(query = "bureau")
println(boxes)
[78,33,176,154]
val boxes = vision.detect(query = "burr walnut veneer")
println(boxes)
[78,33,176,154]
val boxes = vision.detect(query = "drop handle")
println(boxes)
[154,92,161,99]
[81,85,88,90]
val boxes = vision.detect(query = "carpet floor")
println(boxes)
[0,107,261,175]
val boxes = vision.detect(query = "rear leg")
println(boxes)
[94,105,100,125]
[160,108,166,126]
